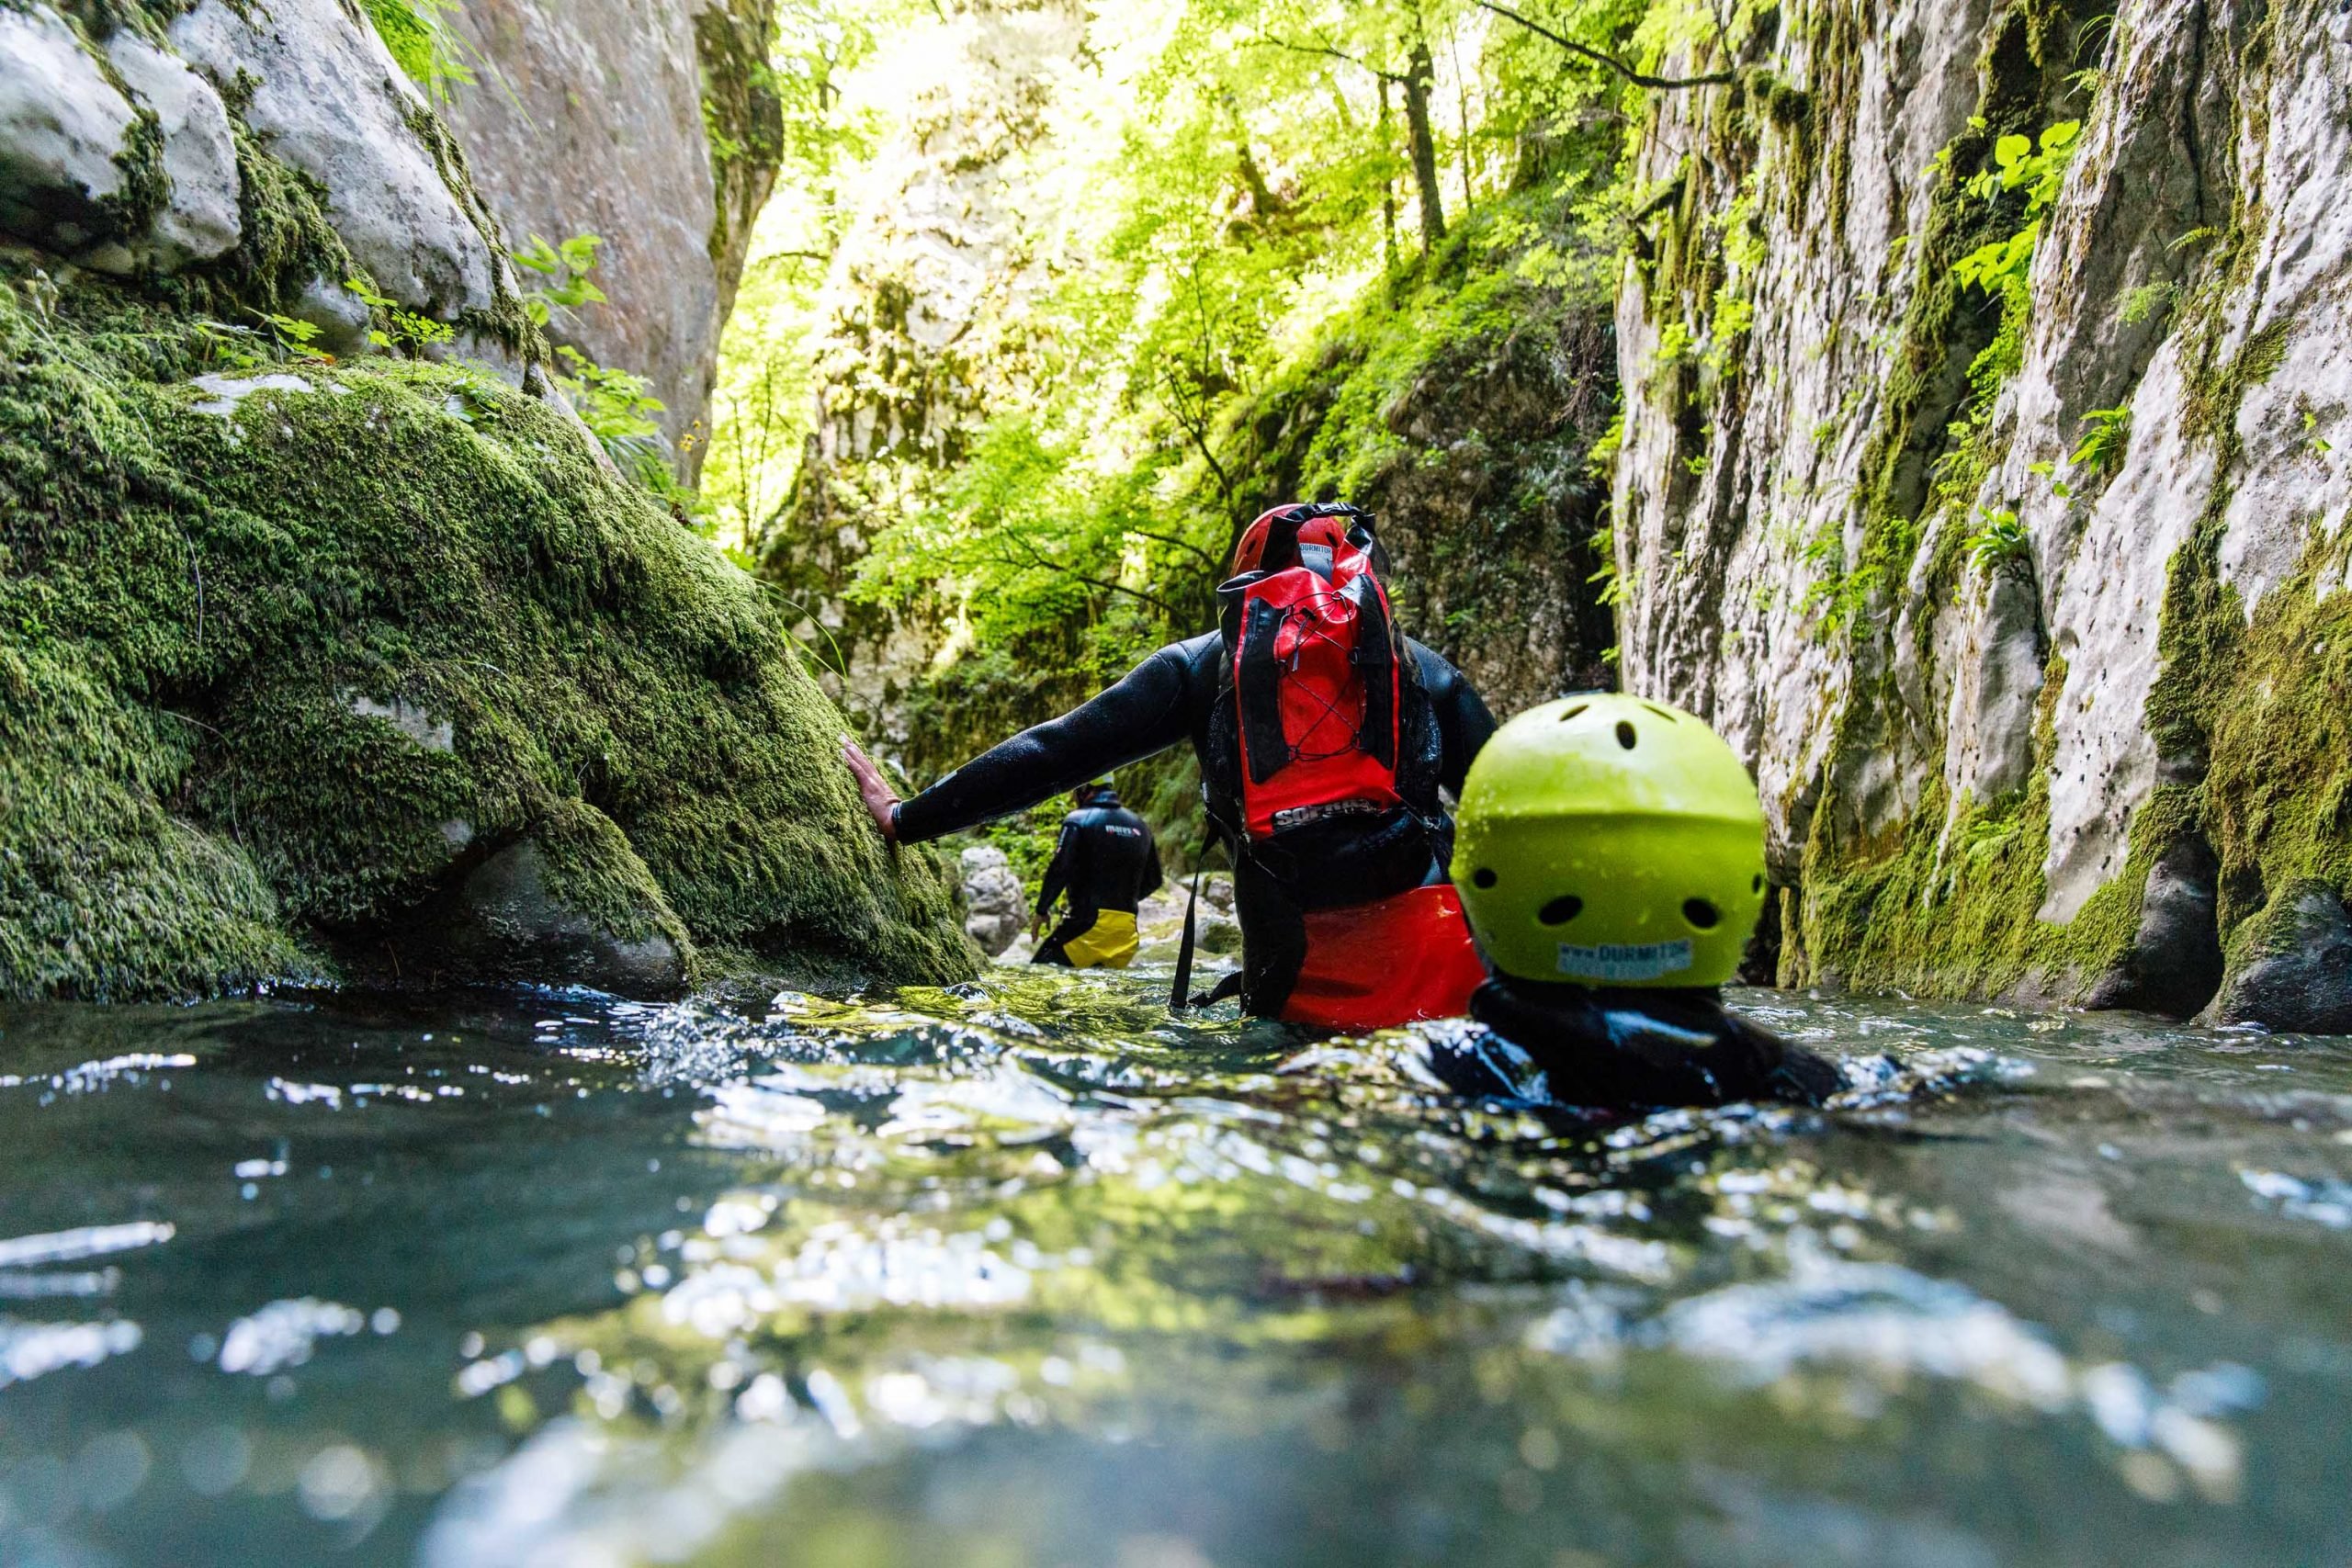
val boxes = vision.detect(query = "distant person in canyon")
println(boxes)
[1028,780,1160,969]
[1430,694,1847,1111]
[844,502,1496,1029]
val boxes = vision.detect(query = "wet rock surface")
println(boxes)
[2085,838,2223,1021]
[434,839,686,998]
[2219,882,2352,1037]
[1135,875,1241,965]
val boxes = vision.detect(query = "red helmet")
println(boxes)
[1230,503,1372,576]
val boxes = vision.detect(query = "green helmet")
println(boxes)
[1450,693,1768,988]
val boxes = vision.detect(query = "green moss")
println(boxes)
[0,640,318,1001]
[2201,532,2352,960]
[694,0,785,290]
[169,124,357,319]
[530,796,693,954]
[1788,645,2195,998]
[0,271,976,1000]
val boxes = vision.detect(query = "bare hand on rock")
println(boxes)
[842,737,900,842]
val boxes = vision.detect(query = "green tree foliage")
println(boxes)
[707,0,1738,795]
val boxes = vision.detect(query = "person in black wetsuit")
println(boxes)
[843,503,1498,1027]
[1431,692,1848,1112]
[1030,781,1161,969]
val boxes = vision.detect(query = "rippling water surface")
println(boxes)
[2,967,2348,1566]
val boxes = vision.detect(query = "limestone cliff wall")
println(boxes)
[1613,0,2352,1030]
[443,0,781,480]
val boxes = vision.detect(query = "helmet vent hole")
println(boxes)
[1472,868,1497,889]
[1752,874,1764,893]
[1640,703,1677,722]
[1615,721,1637,750]
[1683,898,1721,930]
[1560,703,1589,722]
[1538,896,1583,926]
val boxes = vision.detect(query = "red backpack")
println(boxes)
[1222,503,1408,841]
[1176,503,1435,1010]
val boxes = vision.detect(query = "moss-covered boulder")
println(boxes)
[0,276,978,1001]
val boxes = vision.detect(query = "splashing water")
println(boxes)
[0,971,2347,1564]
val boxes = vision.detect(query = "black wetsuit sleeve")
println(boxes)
[1413,643,1498,793]
[1036,823,1077,918]
[893,646,1199,843]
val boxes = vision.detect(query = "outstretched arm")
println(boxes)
[843,642,1200,845]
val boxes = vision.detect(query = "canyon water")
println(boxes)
[1,969,2346,1566]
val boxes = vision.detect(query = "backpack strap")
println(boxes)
[1350,573,1398,771]
[1256,506,1310,573]
[1169,868,1202,1011]
[1237,595,1292,785]
[1190,970,1247,1010]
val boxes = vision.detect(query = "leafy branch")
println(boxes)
[1473,0,1740,89]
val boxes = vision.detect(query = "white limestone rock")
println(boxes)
[957,844,1028,957]
[107,31,241,267]
[0,6,134,252]
[169,0,504,318]
[1614,0,2352,1008]
[345,694,456,753]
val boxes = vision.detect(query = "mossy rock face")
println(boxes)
[0,274,979,1001]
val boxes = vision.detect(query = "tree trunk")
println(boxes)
[1221,90,1284,225]
[1401,38,1445,249]
[1378,75,1398,298]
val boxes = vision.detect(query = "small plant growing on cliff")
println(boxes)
[195,314,329,370]
[556,347,670,487]
[2120,280,2176,326]
[506,233,688,502]
[2069,404,2131,477]
[358,0,478,106]
[343,276,454,356]
[1953,121,2081,297]
[195,320,266,371]
[1588,521,1625,609]
[513,233,610,327]
[1963,506,2030,580]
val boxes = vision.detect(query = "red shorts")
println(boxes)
[1281,883,1487,1032]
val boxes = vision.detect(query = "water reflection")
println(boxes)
[1,977,2349,1564]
